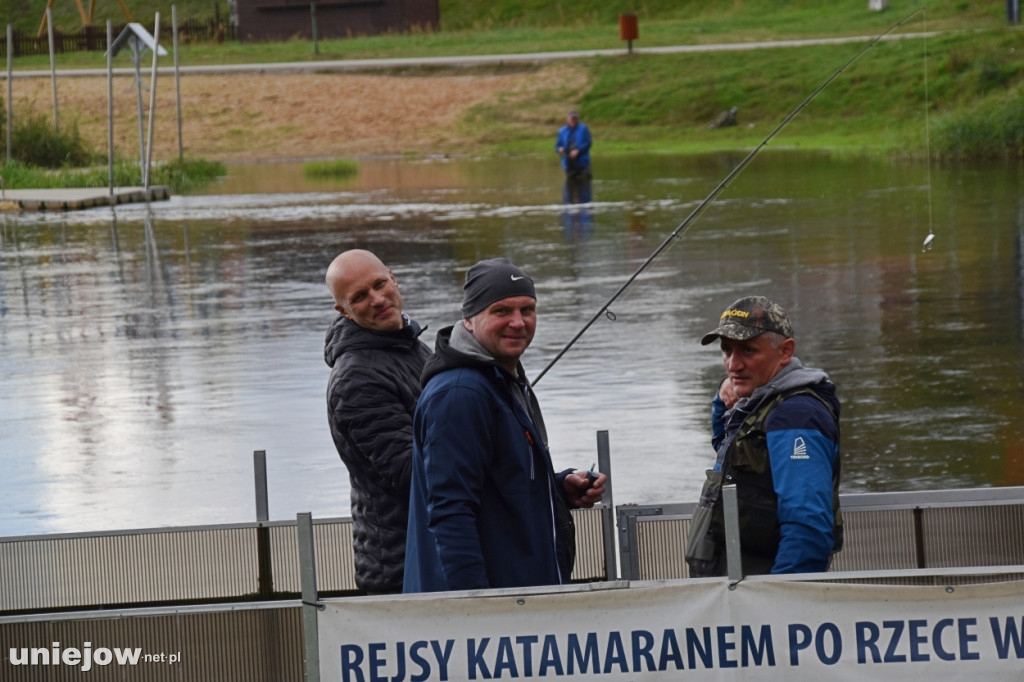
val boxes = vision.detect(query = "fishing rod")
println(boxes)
[533,7,925,386]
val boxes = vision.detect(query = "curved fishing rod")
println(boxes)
[533,7,924,386]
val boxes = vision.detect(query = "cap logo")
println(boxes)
[721,309,751,322]
[461,258,536,318]
[700,296,792,346]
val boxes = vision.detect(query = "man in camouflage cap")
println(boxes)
[686,296,843,577]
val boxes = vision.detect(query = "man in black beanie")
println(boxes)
[404,258,607,593]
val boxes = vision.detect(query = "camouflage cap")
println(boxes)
[700,296,794,345]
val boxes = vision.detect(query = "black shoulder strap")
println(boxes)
[749,386,835,430]
[718,385,836,473]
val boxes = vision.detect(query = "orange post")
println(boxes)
[619,13,638,53]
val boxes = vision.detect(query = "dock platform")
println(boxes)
[0,185,170,211]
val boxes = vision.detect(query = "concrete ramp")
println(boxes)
[0,185,170,211]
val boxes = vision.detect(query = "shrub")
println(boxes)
[932,89,1024,159]
[151,157,227,193]
[7,107,97,168]
[303,158,359,180]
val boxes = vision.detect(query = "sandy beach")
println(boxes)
[8,62,588,163]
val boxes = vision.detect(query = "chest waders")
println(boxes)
[685,387,842,578]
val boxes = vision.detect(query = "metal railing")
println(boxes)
[0,442,616,615]
[2,434,1024,682]
[3,439,1022,615]
[616,485,1024,581]
[0,508,610,614]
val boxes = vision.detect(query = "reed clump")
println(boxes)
[303,158,359,180]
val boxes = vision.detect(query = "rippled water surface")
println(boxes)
[2,152,1022,537]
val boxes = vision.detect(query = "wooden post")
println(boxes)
[116,0,133,22]
[36,0,56,40]
[73,0,91,26]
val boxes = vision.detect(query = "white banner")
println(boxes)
[318,576,1024,681]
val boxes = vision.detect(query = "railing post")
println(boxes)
[614,505,662,581]
[620,508,640,581]
[254,450,273,598]
[595,430,617,580]
[913,506,926,569]
[297,512,321,682]
[722,484,743,582]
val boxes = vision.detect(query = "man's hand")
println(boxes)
[563,470,607,508]
[719,377,739,409]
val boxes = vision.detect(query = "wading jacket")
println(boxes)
[555,122,592,174]
[324,314,431,593]
[709,359,842,575]
[403,324,573,593]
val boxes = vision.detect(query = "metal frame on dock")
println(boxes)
[2,437,1024,681]
[3,443,1024,614]
[616,485,1024,582]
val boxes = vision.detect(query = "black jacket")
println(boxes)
[324,314,430,592]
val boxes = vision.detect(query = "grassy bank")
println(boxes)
[6,1,1007,67]
[0,158,225,194]
[3,0,1022,162]
[470,27,1023,159]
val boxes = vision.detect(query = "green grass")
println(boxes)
[931,88,1024,159]
[0,0,231,34]
[149,157,226,193]
[0,0,1000,37]
[460,27,1023,159]
[6,1,1006,69]
[303,158,359,180]
[3,108,95,167]
[0,157,225,194]
[0,99,224,192]
[3,0,1022,164]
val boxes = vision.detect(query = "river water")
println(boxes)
[1,151,1022,537]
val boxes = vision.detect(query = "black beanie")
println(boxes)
[461,258,536,318]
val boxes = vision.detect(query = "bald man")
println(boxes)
[324,249,431,593]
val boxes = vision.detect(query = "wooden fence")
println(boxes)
[0,19,234,58]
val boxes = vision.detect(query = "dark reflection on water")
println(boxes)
[1,151,1022,536]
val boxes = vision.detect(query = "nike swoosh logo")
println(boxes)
[511,275,525,281]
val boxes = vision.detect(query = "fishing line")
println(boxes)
[533,7,925,386]
[922,8,936,252]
